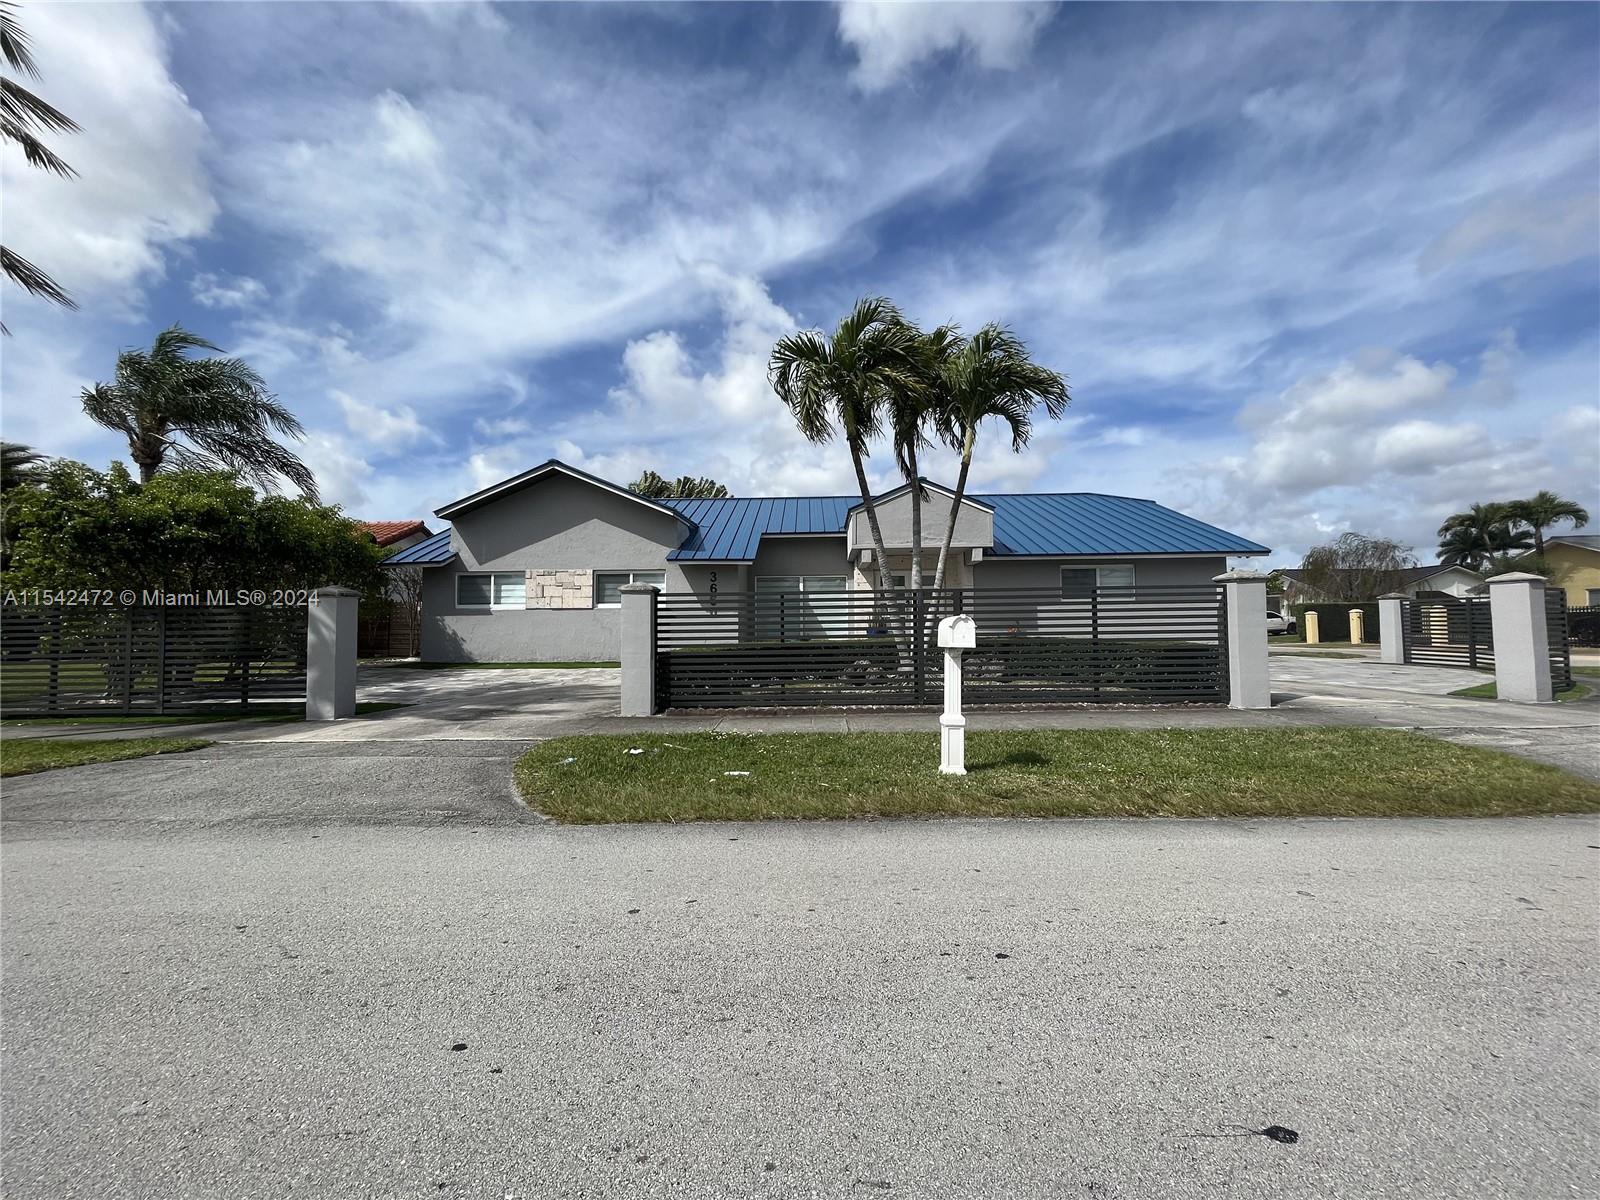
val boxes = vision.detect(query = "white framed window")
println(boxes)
[1588,588,1600,607]
[595,570,666,607]
[457,572,526,610]
[756,575,849,639]
[1062,564,1136,597]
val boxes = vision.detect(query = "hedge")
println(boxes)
[1290,602,1379,644]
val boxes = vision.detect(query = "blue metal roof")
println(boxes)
[661,496,856,561]
[384,528,454,565]
[658,492,1267,561]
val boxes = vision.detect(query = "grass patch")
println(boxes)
[364,660,618,670]
[1448,681,1592,703]
[1,702,410,726]
[1,736,211,777]
[514,728,1600,824]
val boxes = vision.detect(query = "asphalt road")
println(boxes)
[3,743,1598,1199]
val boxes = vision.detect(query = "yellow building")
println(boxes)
[1546,536,1600,608]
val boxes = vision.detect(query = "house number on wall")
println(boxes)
[709,570,717,612]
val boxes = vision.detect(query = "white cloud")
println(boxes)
[1419,191,1600,276]
[191,271,267,310]
[332,390,431,449]
[837,2,1056,91]
[0,2,215,314]
[299,432,375,508]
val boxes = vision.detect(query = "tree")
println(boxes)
[1,441,45,491]
[769,296,921,593]
[1507,490,1589,556]
[628,470,731,499]
[1264,570,1288,596]
[80,325,319,498]
[1436,502,1530,572]
[928,324,1068,591]
[2,460,382,597]
[1,1,80,330]
[1297,532,1417,601]
[889,322,960,592]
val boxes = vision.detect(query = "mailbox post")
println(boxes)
[937,614,976,776]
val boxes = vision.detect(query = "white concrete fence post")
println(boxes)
[1215,570,1271,710]
[619,583,660,717]
[1487,572,1553,704]
[306,586,359,721]
[1378,594,1406,664]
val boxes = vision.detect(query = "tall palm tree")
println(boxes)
[1436,502,1530,572]
[769,297,921,594]
[1508,490,1589,555]
[0,440,45,491]
[80,324,319,498]
[1,1,81,331]
[929,324,1069,591]
[889,322,960,592]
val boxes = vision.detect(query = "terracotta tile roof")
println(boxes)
[361,519,432,547]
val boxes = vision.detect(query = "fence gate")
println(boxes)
[0,606,308,716]
[1400,596,1494,671]
[655,585,1227,710]
[1546,591,1574,692]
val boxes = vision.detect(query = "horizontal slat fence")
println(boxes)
[1401,596,1494,671]
[656,585,1226,709]
[0,606,308,715]
[1546,591,1573,692]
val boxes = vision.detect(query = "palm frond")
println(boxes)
[1,244,74,307]
[0,2,39,78]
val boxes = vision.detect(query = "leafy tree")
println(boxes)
[2,461,382,597]
[1,1,80,330]
[1436,502,1530,572]
[81,325,319,498]
[1264,570,1288,596]
[1297,532,1417,601]
[928,324,1068,591]
[1507,490,1589,556]
[1,440,45,491]
[769,296,921,593]
[628,470,731,499]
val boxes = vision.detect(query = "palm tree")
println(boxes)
[1437,514,1530,572]
[929,324,1068,591]
[1508,490,1589,555]
[1,1,81,331]
[0,440,45,491]
[888,322,960,592]
[769,297,921,594]
[629,470,731,499]
[81,325,319,498]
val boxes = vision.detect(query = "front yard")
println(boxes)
[515,728,1600,823]
[1,737,212,778]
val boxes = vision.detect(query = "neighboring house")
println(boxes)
[1545,535,1600,608]
[360,519,434,658]
[1277,564,1484,605]
[387,459,1269,663]
[361,520,434,552]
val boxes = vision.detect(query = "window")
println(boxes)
[756,575,849,639]
[457,572,526,609]
[595,570,666,607]
[1588,588,1600,607]
[1062,564,1135,597]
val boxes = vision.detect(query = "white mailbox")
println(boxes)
[937,614,976,649]
[936,614,975,775]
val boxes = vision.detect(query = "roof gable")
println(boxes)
[434,459,688,522]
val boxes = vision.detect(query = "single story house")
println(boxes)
[1277,563,1484,605]
[385,460,1270,663]
[1545,535,1600,608]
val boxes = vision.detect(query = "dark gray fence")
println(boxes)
[1545,592,1574,691]
[1401,596,1494,671]
[1569,605,1599,648]
[655,585,1226,709]
[0,606,308,716]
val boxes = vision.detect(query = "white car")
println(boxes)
[1266,609,1296,635]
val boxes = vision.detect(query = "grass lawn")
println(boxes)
[1,702,410,727]
[1448,681,1592,703]
[514,728,1600,824]
[1,736,211,777]
[363,660,618,670]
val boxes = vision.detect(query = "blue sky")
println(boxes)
[3,0,1597,565]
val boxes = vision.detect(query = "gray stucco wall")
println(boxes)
[973,556,1228,589]
[751,537,850,581]
[848,491,992,556]
[420,474,692,663]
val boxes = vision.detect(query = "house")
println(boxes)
[360,519,434,551]
[385,460,1271,663]
[1277,563,1484,605]
[1545,535,1600,608]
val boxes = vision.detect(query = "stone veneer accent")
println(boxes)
[525,568,593,609]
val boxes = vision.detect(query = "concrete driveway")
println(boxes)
[3,746,1598,1199]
